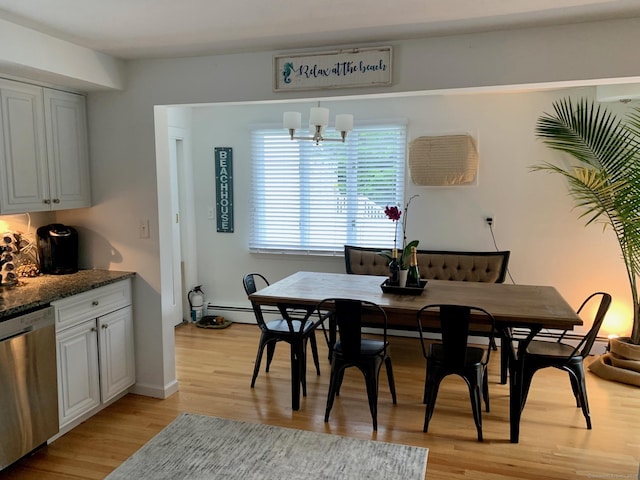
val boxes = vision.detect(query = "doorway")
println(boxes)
[168,126,198,326]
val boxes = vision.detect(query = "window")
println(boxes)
[250,122,406,254]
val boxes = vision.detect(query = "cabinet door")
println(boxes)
[56,319,101,428]
[99,306,135,403]
[43,89,91,210]
[0,80,50,213]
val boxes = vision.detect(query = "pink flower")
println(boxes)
[384,206,402,222]
[383,195,419,269]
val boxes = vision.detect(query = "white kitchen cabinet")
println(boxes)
[56,318,101,428]
[53,279,134,431]
[0,80,48,213]
[98,305,135,403]
[42,88,91,210]
[0,78,91,214]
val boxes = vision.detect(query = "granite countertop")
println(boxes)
[0,269,136,319]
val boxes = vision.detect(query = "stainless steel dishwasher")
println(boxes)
[0,305,59,470]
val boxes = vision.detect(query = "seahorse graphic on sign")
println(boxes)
[282,62,295,84]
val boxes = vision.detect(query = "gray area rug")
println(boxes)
[106,413,428,480]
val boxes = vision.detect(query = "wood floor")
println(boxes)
[2,322,639,479]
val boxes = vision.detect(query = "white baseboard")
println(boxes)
[130,379,179,399]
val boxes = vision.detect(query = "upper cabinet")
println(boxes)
[0,79,91,214]
[43,89,91,210]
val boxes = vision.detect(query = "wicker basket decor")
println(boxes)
[409,134,478,186]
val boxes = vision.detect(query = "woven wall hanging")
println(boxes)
[409,134,478,186]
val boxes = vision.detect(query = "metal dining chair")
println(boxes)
[517,291,612,429]
[416,304,496,441]
[317,298,397,431]
[242,273,322,410]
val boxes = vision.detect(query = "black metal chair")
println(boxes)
[317,298,397,431]
[517,292,612,429]
[242,273,322,411]
[416,304,496,441]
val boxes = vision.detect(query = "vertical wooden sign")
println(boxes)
[214,147,234,233]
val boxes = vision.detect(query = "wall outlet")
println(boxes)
[484,215,495,228]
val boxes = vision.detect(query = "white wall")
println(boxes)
[0,18,125,91]
[188,90,633,338]
[42,16,640,396]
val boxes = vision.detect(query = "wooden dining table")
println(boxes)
[249,271,582,443]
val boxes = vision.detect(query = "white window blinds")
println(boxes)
[250,122,406,254]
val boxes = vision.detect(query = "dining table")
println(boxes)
[248,271,582,443]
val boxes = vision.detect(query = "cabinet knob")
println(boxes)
[91,327,97,332]
[53,198,60,204]
[43,199,51,204]
[101,324,108,329]
[92,300,99,306]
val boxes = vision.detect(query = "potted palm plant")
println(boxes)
[533,98,640,381]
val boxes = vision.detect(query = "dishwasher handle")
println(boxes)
[0,306,54,343]
[0,326,34,343]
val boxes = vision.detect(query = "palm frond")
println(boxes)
[533,98,640,343]
[624,107,640,140]
[536,98,639,182]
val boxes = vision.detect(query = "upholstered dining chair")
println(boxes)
[517,291,612,430]
[416,304,496,441]
[242,273,322,410]
[317,298,397,431]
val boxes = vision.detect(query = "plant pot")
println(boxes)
[589,337,640,386]
[398,269,408,288]
[610,337,640,362]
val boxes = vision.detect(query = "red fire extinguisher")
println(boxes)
[188,285,205,322]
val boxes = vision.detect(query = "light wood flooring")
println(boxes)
[2,322,639,479]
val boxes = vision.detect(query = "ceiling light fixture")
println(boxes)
[283,103,353,145]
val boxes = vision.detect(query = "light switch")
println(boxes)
[139,219,150,238]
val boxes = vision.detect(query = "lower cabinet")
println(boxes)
[56,318,100,427]
[99,306,135,402]
[54,279,135,431]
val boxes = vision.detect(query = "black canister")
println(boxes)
[36,224,78,275]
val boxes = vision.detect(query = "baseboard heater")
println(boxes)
[508,327,608,352]
[206,304,279,316]
[207,304,609,351]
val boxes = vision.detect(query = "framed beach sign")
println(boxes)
[214,147,234,233]
[274,46,392,92]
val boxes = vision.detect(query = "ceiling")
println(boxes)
[1,0,640,60]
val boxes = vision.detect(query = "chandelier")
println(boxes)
[283,104,353,145]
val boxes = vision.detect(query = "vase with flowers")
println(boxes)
[380,195,419,273]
